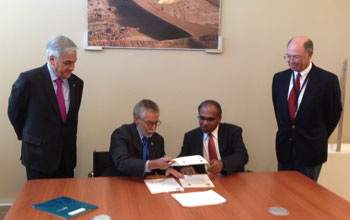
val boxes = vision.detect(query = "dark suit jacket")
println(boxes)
[178,123,249,174]
[109,123,166,178]
[8,64,84,173]
[272,64,342,166]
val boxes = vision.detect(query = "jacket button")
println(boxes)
[292,125,295,128]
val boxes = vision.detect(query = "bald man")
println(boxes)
[272,36,342,181]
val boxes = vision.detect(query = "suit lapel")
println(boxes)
[194,128,204,156]
[39,64,62,121]
[66,76,77,121]
[217,124,224,156]
[281,70,294,122]
[295,65,320,121]
[131,123,143,158]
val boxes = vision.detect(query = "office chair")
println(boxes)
[90,150,118,177]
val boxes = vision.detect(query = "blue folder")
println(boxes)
[33,196,97,219]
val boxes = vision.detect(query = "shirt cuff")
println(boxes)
[144,160,151,173]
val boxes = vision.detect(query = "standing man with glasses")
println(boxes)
[109,99,183,178]
[8,35,84,180]
[178,100,248,175]
[272,36,342,181]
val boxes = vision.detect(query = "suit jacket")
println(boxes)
[178,123,249,174]
[272,64,342,166]
[8,64,84,173]
[109,123,166,178]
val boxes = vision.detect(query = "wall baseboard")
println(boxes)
[0,203,12,220]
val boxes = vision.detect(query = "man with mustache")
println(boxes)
[178,100,248,175]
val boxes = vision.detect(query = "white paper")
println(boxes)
[172,155,208,166]
[179,174,214,188]
[171,190,226,207]
[144,178,184,194]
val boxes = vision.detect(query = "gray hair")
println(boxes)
[303,39,314,53]
[46,35,77,59]
[133,99,159,120]
[287,37,314,53]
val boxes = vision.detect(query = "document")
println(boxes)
[33,196,97,219]
[144,178,184,194]
[172,155,208,166]
[179,174,214,188]
[171,190,226,207]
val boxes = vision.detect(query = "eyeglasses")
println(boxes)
[284,54,300,62]
[142,120,161,127]
[198,116,218,123]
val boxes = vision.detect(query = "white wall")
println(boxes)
[1,0,349,202]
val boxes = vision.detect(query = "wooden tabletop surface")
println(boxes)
[5,171,350,220]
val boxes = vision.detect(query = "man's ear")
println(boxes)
[49,55,56,65]
[308,50,313,58]
[134,115,140,126]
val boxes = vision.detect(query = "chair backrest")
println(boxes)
[92,150,118,177]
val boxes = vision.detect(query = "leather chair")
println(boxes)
[89,150,118,177]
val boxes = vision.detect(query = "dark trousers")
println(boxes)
[278,160,322,182]
[26,164,74,180]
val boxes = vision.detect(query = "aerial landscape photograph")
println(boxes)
[87,0,221,49]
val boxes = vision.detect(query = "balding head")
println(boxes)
[285,36,313,72]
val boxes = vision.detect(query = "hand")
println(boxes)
[148,157,174,170]
[180,166,196,175]
[207,160,223,174]
[165,168,184,179]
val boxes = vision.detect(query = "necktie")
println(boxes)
[288,73,301,122]
[142,136,147,160]
[55,79,66,122]
[208,133,218,160]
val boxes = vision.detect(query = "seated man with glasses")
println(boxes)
[109,99,183,178]
[178,100,249,175]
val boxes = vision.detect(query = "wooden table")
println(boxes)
[5,171,350,219]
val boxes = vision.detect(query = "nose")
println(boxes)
[68,63,75,72]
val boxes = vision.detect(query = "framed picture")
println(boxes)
[86,0,221,51]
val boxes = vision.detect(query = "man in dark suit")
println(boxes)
[110,99,183,178]
[8,35,84,180]
[272,36,342,181]
[178,100,249,175]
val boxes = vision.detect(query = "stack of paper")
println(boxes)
[171,190,226,207]
[172,155,208,166]
[144,178,184,194]
[179,174,214,188]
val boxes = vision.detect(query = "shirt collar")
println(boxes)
[136,125,150,141]
[293,62,312,79]
[47,63,58,82]
[204,124,219,139]
[47,63,68,84]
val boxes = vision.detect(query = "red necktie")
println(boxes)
[55,79,66,122]
[208,133,218,160]
[288,73,301,122]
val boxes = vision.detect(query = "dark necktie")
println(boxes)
[208,133,218,160]
[288,73,301,122]
[142,136,147,160]
[55,79,66,122]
